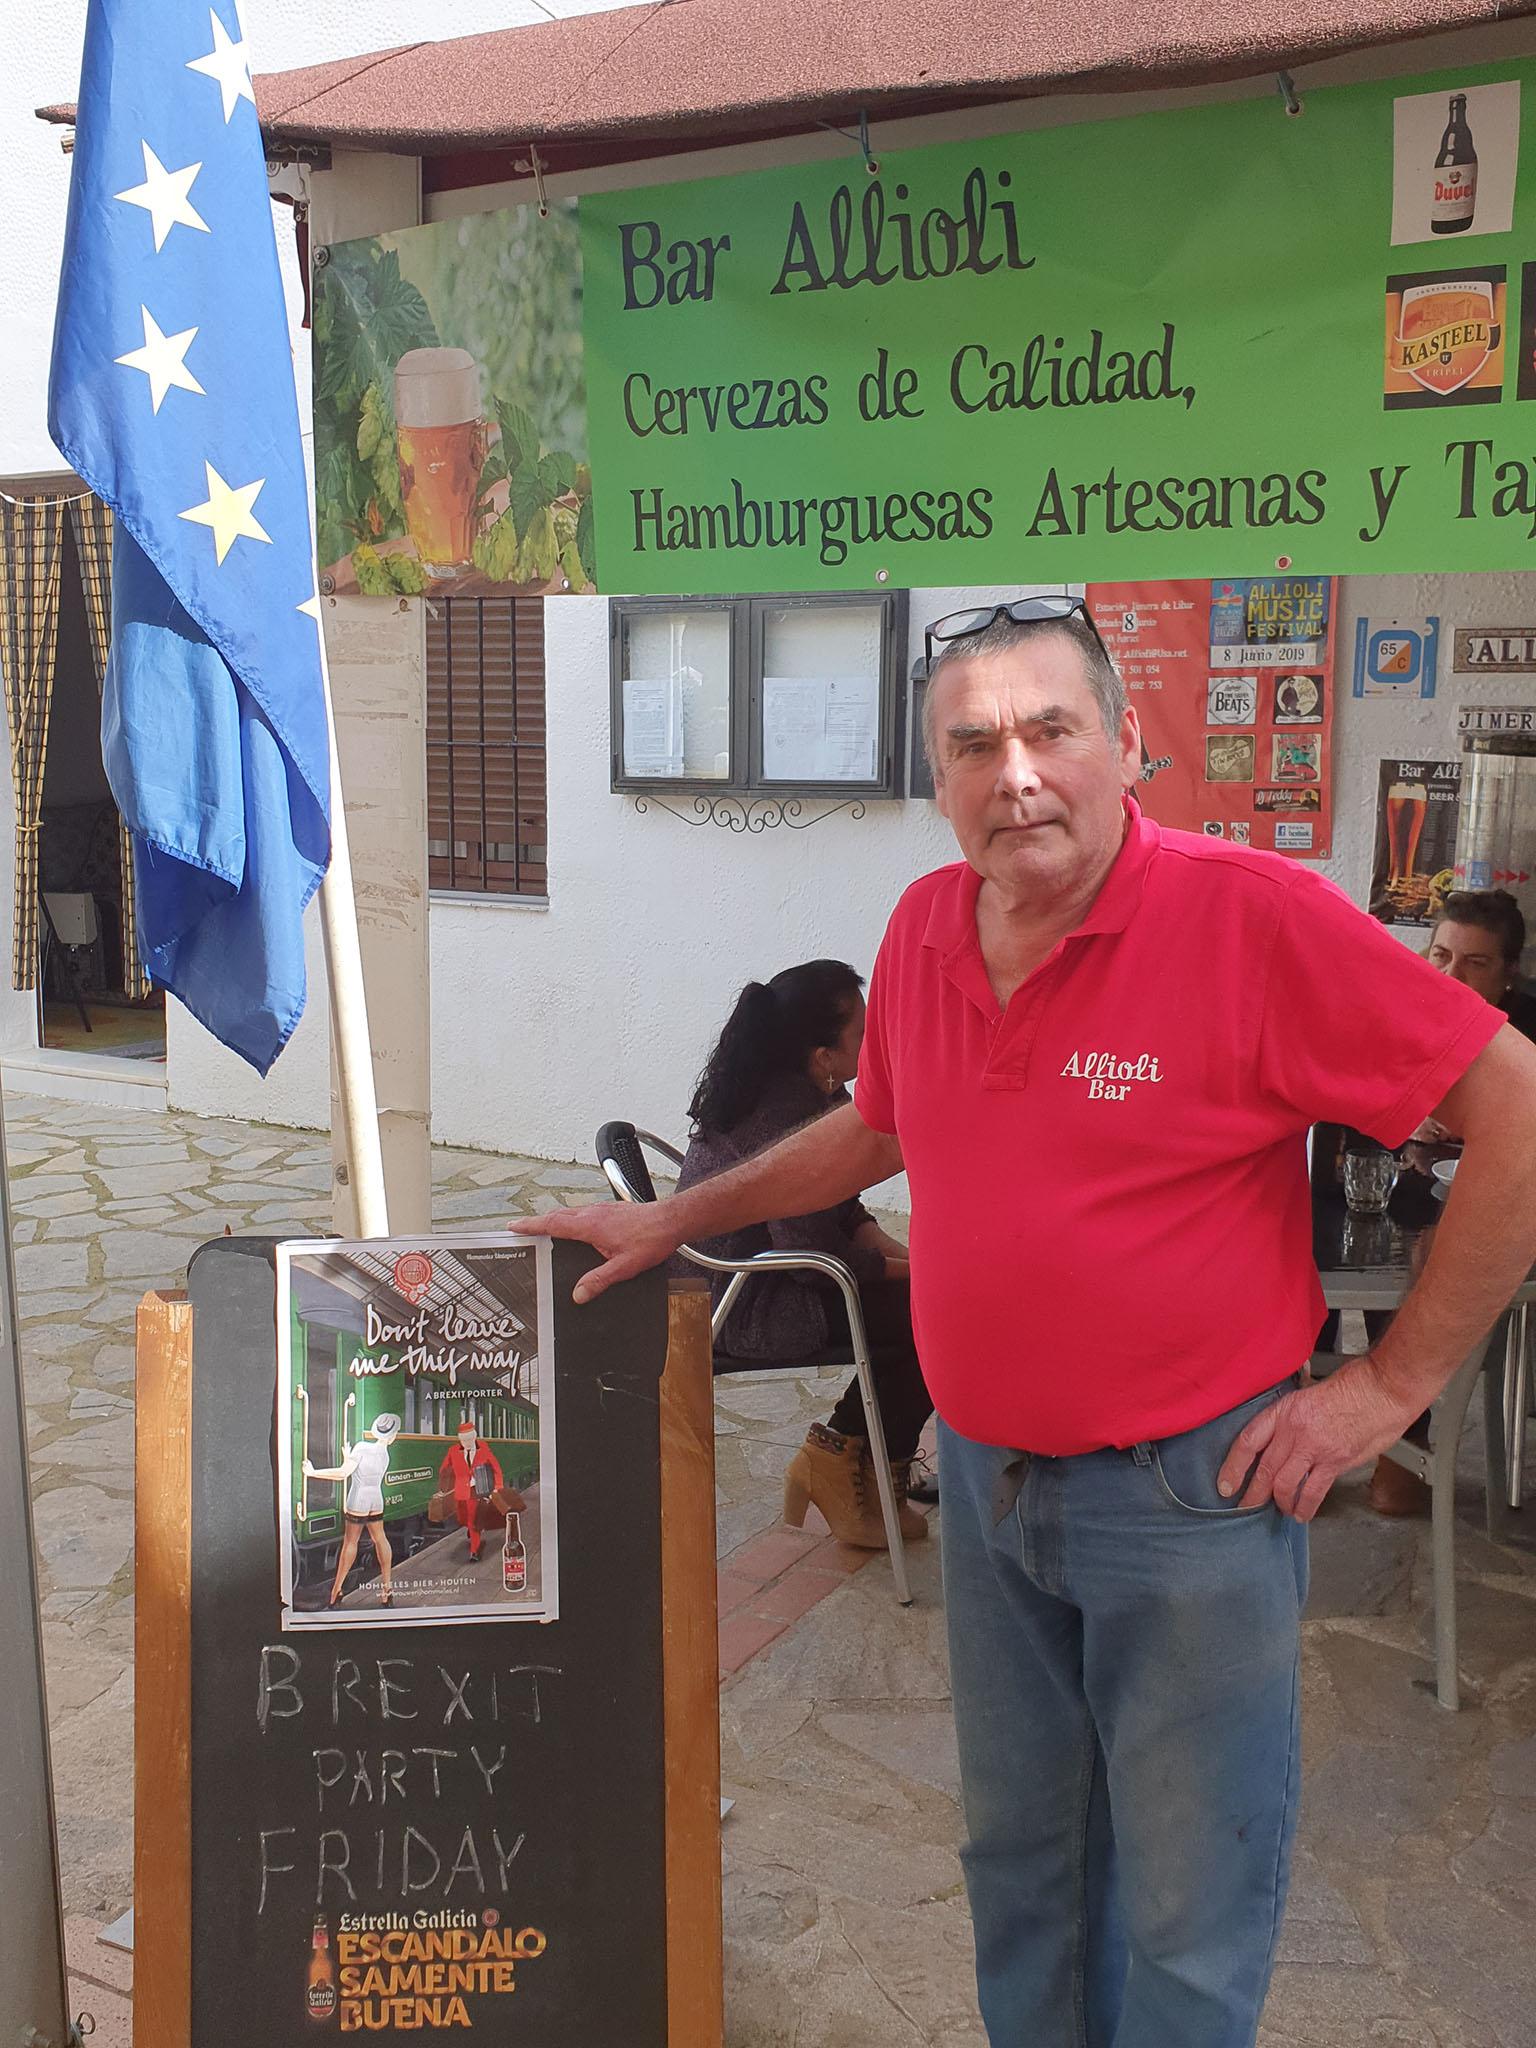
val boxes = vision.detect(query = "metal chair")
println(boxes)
[595,1120,913,1605]
[1311,1287,1512,1711]
[1481,1302,1532,1537]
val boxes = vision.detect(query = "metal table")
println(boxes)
[1314,1183,1534,1709]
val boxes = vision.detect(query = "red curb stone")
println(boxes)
[723,1525,823,1582]
[749,1565,847,1624]
[717,1608,789,1676]
[715,1567,760,1617]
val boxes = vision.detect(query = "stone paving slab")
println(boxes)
[8,1086,1536,2044]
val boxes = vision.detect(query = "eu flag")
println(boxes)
[49,0,330,1075]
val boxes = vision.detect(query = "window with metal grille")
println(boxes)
[426,598,548,898]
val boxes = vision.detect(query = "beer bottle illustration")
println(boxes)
[1431,93,1477,235]
[306,1916,338,2022]
[503,1511,527,1595]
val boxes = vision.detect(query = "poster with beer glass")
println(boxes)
[1370,758,1463,928]
[276,1238,558,1628]
[312,202,594,599]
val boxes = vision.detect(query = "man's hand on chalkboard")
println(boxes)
[509,1200,682,1304]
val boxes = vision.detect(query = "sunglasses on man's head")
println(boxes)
[922,595,1113,671]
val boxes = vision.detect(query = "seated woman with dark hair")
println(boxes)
[1425,888,1535,1036]
[676,959,932,1551]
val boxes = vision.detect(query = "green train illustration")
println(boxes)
[289,1304,540,1595]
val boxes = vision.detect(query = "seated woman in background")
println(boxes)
[676,959,932,1551]
[1425,889,1536,1037]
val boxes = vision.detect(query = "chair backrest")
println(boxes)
[43,891,99,947]
[595,1121,660,1204]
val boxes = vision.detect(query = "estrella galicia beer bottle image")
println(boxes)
[1432,93,1477,234]
[503,1511,527,1595]
[306,1915,338,2022]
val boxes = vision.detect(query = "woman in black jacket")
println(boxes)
[677,959,932,1549]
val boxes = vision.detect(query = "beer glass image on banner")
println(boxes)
[312,203,593,599]
[1383,268,1506,407]
[276,1237,558,1629]
[1392,81,1520,244]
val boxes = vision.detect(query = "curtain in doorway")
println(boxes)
[0,497,66,992]
[69,497,150,1000]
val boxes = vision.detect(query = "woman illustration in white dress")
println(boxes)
[303,1412,400,1608]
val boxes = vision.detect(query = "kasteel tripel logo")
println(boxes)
[1384,267,1505,408]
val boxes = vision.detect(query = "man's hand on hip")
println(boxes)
[1216,1361,1422,1522]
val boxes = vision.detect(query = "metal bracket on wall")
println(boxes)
[631,794,868,833]
[815,109,879,175]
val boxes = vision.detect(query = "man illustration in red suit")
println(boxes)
[437,1420,505,1561]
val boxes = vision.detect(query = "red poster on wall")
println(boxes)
[1087,577,1336,859]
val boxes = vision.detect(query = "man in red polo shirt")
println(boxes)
[517,598,1536,2048]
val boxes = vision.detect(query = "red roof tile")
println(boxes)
[39,1,1536,157]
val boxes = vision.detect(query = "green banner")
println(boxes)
[315,58,1536,598]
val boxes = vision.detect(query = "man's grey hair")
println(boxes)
[922,614,1128,773]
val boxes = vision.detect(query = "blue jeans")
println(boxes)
[940,1381,1309,2048]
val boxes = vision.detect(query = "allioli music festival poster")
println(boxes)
[276,1238,558,1630]
[1088,576,1336,859]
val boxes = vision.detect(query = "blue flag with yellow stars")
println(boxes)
[49,0,330,1075]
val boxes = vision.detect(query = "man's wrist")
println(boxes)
[1353,1342,1438,1424]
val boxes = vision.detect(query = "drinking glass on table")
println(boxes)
[1344,1147,1398,1215]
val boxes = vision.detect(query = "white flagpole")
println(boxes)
[316,644,391,1240]
[282,159,388,1240]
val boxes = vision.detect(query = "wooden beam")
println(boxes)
[661,1280,722,2048]
[134,1291,192,2048]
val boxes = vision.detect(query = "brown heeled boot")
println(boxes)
[1367,1454,1431,1517]
[782,1424,928,1549]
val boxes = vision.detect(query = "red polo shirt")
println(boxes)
[854,800,1504,1454]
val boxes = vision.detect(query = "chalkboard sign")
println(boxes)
[154,1235,704,2046]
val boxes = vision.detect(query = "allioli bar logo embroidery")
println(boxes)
[1060,1050,1164,1102]
[1384,268,1505,410]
